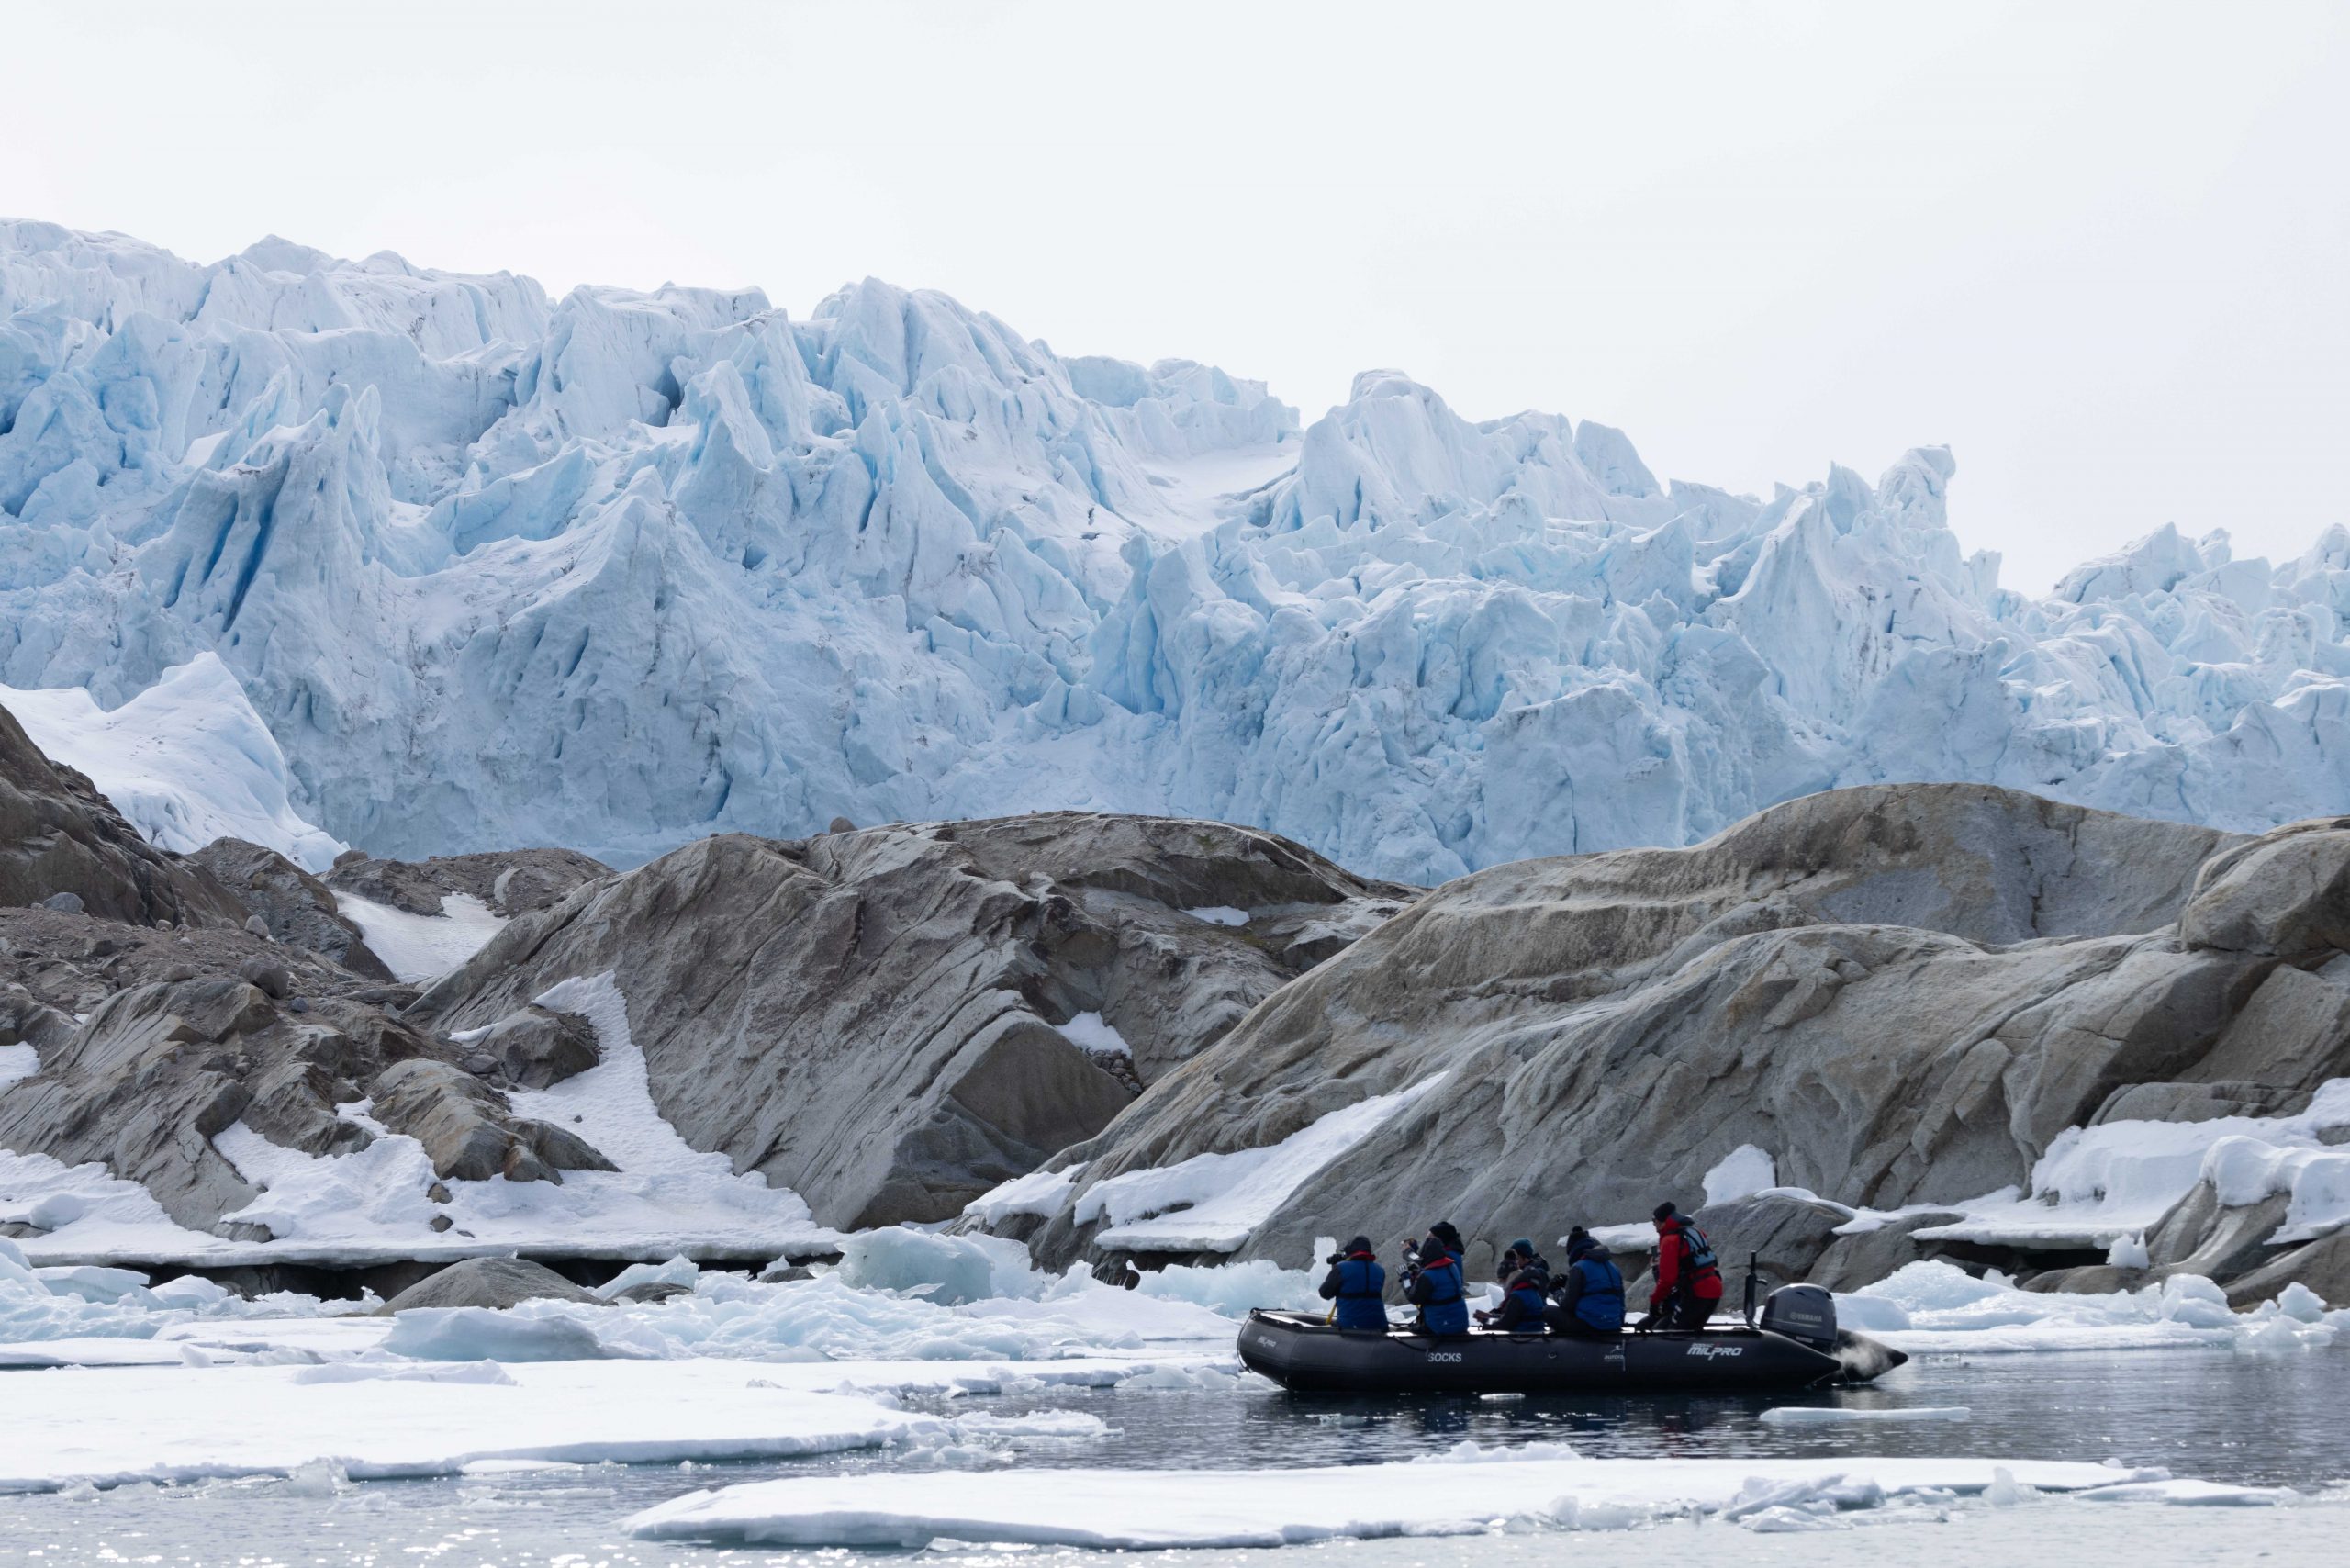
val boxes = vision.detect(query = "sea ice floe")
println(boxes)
[622,1456,2191,1549]
[0,1360,933,1492]
[1841,1261,2345,1354]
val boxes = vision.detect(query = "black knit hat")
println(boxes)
[1344,1235,1373,1255]
[1429,1220,1464,1252]
[1652,1201,1678,1222]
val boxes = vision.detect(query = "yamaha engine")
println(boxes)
[1758,1283,1838,1351]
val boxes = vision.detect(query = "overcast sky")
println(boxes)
[9,1,2344,593]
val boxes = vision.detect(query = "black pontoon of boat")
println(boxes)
[1237,1283,1908,1395]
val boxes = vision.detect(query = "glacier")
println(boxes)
[2,219,2344,881]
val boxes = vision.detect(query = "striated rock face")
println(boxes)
[0,703,247,928]
[416,813,1413,1228]
[1003,785,2350,1283]
[187,838,394,980]
[325,848,612,918]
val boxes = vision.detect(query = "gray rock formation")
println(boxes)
[379,1255,601,1312]
[415,813,1413,1228]
[326,847,612,918]
[0,968,615,1235]
[458,1005,599,1090]
[0,703,247,927]
[369,1058,614,1183]
[187,838,394,980]
[1002,787,2345,1302]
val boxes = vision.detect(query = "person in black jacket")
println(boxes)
[1475,1239,1550,1332]
[1547,1228,1626,1337]
[1316,1236,1388,1331]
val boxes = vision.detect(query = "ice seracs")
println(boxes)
[3,220,2345,880]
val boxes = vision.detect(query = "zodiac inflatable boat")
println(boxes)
[1237,1285,1908,1395]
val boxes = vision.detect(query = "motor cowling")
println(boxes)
[1759,1283,1838,1351]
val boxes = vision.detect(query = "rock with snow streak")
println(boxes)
[413,813,1413,1228]
[1006,784,2304,1278]
[0,702,248,928]
[324,847,612,918]
[187,837,394,980]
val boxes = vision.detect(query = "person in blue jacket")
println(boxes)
[1316,1236,1388,1331]
[1401,1223,1470,1337]
[1546,1227,1626,1338]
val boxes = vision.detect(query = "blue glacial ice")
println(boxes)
[3,220,2344,881]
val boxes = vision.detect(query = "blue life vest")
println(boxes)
[1571,1254,1625,1330]
[1331,1257,1387,1331]
[1418,1251,1469,1336]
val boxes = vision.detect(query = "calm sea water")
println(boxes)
[3,1348,2344,1567]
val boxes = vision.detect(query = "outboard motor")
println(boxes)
[1758,1283,1838,1351]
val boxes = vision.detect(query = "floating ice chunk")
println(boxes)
[1738,1505,1850,1532]
[961,1164,1083,1225]
[1079,1073,1449,1252]
[1760,1406,1970,1425]
[381,1306,613,1362]
[1703,1145,1777,1207]
[31,1265,152,1305]
[593,1256,702,1300]
[2106,1232,2151,1269]
[334,890,509,981]
[625,1456,2176,1549]
[2072,1479,2300,1506]
[1839,1259,2350,1355]
[1056,1011,1131,1057]
[836,1228,1043,1306]
[291,1361,520,1386]
[1183,906,1250,927]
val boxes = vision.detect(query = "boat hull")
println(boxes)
[1236,1310,1900,1395]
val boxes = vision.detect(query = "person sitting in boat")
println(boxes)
[1642,1202,1723,1330]
[1399,1223,1470,1337]
[1473,1239,1550,1332]
[1547,1228,1626,1337]
[1317,1235,1389,1332]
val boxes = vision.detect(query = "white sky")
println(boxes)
[7,0,2344,593]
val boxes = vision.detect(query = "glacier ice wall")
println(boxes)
[2,220,2344,880]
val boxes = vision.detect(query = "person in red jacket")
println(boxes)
[1644,1202,1723,1330]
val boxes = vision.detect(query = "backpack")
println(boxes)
[1681,1222,1718,1275]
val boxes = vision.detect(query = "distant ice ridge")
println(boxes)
[5,221,2345,879]
[0,653,342,871]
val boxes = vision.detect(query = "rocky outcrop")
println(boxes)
[379,1256,600,1312]
[0,967,615,1235]
[0,703,247,927]
[1000,786,2347,1290]
[326,847,612,917]
[369,1059,615,1183]
[415,814,1413,1228]
[186,838,394,980]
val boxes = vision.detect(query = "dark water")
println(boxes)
[2,1348,2344,1567]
